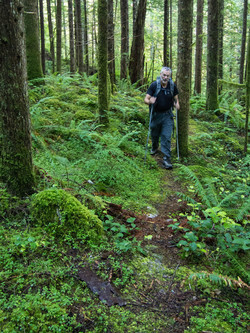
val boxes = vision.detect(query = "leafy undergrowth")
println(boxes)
[0,74,249,332]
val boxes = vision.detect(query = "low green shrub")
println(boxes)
[30,188,103,244]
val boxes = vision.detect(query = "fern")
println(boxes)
[189,271,250,290]
[223,250,250,285]
[177,165,212,208]
[236,196,250,221]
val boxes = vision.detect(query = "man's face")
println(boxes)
[160,70,171,84]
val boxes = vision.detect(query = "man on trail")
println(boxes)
[144,67,180,169]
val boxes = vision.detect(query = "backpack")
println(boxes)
[154,76,174,98]
[149,76,175,114]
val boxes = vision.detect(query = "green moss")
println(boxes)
[30,189,103,244]
[74,109,95,121]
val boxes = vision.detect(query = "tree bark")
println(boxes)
[0,0,35,196]
[56,0,62,73]
[68,0,76,73]
[120,0,129,79]
[39,0,46,74]
[129,0,147,85]
[75,0,84,74]
[98,0,109,124]
[47,0,55,73]
[163,0,170,67]
[194,0,204,94]
[218,0,224,85]
[239,0,248,84]
[108,0,116,87]
[83,0,89,74]
[206,0,219,112]
[244,26,250,154]
[24,0,43,80]
[176,0,193,157]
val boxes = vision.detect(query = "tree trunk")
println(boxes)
[239,0,248,84]
[194,0,204,94]
[176,0,193,157]
[83,0,89,74]
[98,0,109,124]
[120,0,129,80]
[0,0,35,196]
[129,0,147,85]
[132,0,138,37]
[24,0,43,80]
[218,0,224,86]
[163,0,170,67]
[47,0,55,73]
[56,0,62,73]
[62,3,68,60]
[244,26,250,154]
[170,0,173,69]
[39,0,46,74]
[108,0,116,88]
[68,0,76,73]
[206,0,219,112]
[75,0,84,74]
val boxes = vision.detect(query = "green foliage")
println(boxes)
[185,301,249,333]
[30,188,103,244]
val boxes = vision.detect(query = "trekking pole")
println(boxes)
[144,104,154,164]
[175,106,180,161]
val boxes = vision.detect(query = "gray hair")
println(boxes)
[160,67,172,75]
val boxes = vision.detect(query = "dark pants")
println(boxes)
[150,110,174,158]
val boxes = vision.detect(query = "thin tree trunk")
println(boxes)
[68,0,75,73]
[244,26,250,153]
[0,0,35,196]
[170,0,173,69]
[206,0,219,112]
[24,0,43,80]
[218,0,224,87]
[39,0,46,74]
[239,0,248,84]
[129,0,147,85]
[176,0,193,157]
[120,0,129,79]
[83,0,89,74]
[62,3,68,60]
[98,0,109,124]
[75,0,84,73]
[163,0,170,66]
[56,0,62,73]
[47,0,55,73]
[108,0,115,88]
[194,0,204,94]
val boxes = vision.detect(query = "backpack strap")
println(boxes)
[154,76,161,97]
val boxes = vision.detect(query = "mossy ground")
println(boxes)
[0,74,249,332]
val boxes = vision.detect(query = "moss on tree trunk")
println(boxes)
[0,0,35,196]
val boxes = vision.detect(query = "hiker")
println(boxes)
[144,67,180,169]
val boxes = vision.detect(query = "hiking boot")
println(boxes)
[150,148,158,155]
[163,157,173,169]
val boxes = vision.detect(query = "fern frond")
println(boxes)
[235,196,250,221]
[189,271,250,290]
[204,178,219,207]
[177,165,212,208]
[176,192,199,206]
[218,190,246,208]
[223,250,250,284]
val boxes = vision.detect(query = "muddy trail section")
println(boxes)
[73,159,205,333]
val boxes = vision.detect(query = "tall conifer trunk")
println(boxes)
[129,0,147,85]
[56,0,62,73]
[120,0,129,79]
[68,0,75,73]
[0,0,35,196]
[206,0,219,112]
[194,0,204,94]
[239,0,248,84]
[47,0,55,73]
[176,0,193,157]
[98,0,109,124]
[24,0,43,80]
